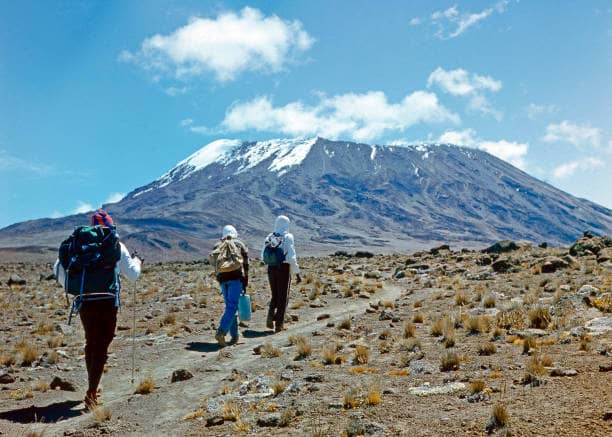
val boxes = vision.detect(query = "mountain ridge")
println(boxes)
[1,137,610,262]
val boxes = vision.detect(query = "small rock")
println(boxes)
[541,257,569,273]
[171,369,193,383]
[257,413,281,427]
[50,376,76,391]
[304,374,324,383]
[599,363,612,372]
[57,324,74,336]
[0,373,15,384]
[205,416,224,427]
[379,309,395,321]
[483,240,519,254]
[7,274,26,286]
[316,314,330,321]
[550,368,578,377]
[345,419,365,437]
[604,411,612,421]
[408,382,465,396]
[364,270,382,279]
[578,285,600,296]
[394,270,406,279]
[491,258,514,273]
[585,316,612,336]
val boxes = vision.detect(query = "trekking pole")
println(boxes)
[131,279,137,385]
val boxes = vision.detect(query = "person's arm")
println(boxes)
[53,259,66,286]
[284,234,301,282]
[117,243,141,281]
[241,242,249,289]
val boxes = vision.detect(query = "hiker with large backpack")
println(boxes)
[53,209,141,409]
[261,215,302,333]
[209,225,249,347]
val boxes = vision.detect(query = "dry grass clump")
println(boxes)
[92,406,112,423]
[490,403,509,429]
[294,337,312,360]
[413,300,423,308]
[222,402,240,421]
[528,305,551,329]
[579,333,591,351]
[412,312,425,324]
[32,321,55,335]
[440,351,460,371]
[490,326,504,341]
[33,380,50,392]
[483,294,497,308]
[540,354,553,367]
[160,313,176,326]
[454,291,468,306]
[496,309,525,330]
[380,300,394,309]
[430,317,447,337]
[469,379,486,394]
[522,336,537,355]
[478,342,497,356]
[342,388,359,409]
[0,352,16,366]
[442,326,456,348]
[339,318,351,330]
[364,386,382,406]
[134,375,155,394]
[353,345,370,364]
[403,322,416,338]
[321,346,339,365]
[47,336,64,348]
[272,380,287,396]
[16,342,40,366]
[379,329,393,340]
[526,355,547,377]
[261,343,282,358]
[466,315,488,334]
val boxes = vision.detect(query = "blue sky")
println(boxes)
[1,0,611,228]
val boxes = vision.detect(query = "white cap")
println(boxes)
[222,224,238,239]
[274,215,290,234]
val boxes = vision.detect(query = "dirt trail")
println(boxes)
[44,282,404,435]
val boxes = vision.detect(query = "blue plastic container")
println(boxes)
[238,293,252,321]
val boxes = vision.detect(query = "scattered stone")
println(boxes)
[7,274,26,286]
[50,376,76,391]
[309,299,324,308]
[345,419,365,436]
[491,258,515,273]
[57,324,74,336]
[585,317,612,336]
[578,285,600,296]
[465,271,493,281]
[205,416,224,427]
[430,244,450,255]
[467,391,490,403]
[394,270,406,279]
[408,382,465,396]
[599,363,612,372]
[171,369,193,383]
[354,251,374,258]
[408,360,437,375]
[364,270,382,279]
[0,373,15,384]
[379,310,395,321]
[508,328,548,338]
[483,240,519,254]
[316,313,330,321]
[257,413,281,427]
[604,411,612,421]
[550,368,578,377]
[541,257,569,273]
[304,374,324,383]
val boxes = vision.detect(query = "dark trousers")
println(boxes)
[267,263,291,324]
[79,299,118,393]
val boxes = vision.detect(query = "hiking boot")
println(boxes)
[84,390,98,410]
[266,317,274,330]
[229,336,239,345]
[274,322,284,333]
[215,330,227,347]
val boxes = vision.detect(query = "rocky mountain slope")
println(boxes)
[0,137,610,261]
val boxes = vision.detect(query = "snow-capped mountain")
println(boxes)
[1,137,611,261]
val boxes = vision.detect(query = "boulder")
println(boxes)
[171,369,193,383]
[550,368,578,377]
[483,240,519,254]
[257,413,281,427]
[540,257,569,273]
[50,376,76,391]
[491,258,515,273]
[0,373,16,384]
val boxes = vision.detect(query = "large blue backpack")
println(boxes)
[263,233,286,266]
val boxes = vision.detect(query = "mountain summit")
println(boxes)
[1,137,610,261]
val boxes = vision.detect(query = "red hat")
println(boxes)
[91,209,114,227]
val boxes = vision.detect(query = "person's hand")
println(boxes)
[132,251,144,264]
[296,274,302,284]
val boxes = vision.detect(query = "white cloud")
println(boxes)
[72,201,94,215]
[221,90,459,142]
[438,129,528,169]
[105,192,125,204]
[427,67,502,119]
[526,103,558,120]
[552,157,605,179]
[430,1,509,39]
[179,118,218,135]
[165,86,188,96]
[121,7,314,82]
[49,211,63,219]
[542,121,601,148]
[0,150,52,174]
[409,17,421,26]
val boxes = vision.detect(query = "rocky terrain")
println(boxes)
[1,138,611,262]
[0,232,610,436]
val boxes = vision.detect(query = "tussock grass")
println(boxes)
[353,345,369,365]
[412,312,424,323]
[17,342,39,366]
[528,305,551,329]
[47,336,64,348]
[364,387,381,406]
[490,403,509,428]
[294,337,312,360]
[466,315,488,334]
[134,375,155,394]
[483,294,497,308]
[454,291,468,306]
[403,322,416,338]
[523,336,537,355]
[579,333,591,351]
[440,351,460,371]
[478,342,497,356]
[338,318,351,330]
[32,321,55,335]
[272,380,287,396]
[342,388,359,409]
[469,380,485,394]
[92,406,112,423]
[261,343,282,358]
